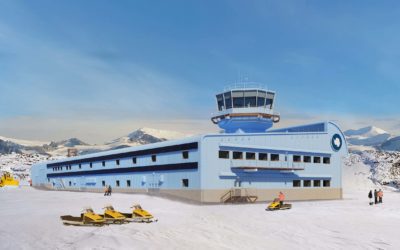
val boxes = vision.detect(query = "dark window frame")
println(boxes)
[303,180,311,187]
[313,157,321,163]
[293,155,301,162]
[271,154,280,161]
[303,156,311,163]
[218,150,229,159]
[182,179,189,188]
[323,180,331,187]
[258,153,268,161]
[293,180,301,187]
[246,152,256,160]
[313,180,321,187]
[323,157,331,164]
[232,151,243,160]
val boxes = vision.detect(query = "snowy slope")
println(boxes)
[0,135,48,147]
[1,188,400,250]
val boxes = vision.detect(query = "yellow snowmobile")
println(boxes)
[121,204,157,223]
[0,172,19,188]
[60,207,106,226]
[266,198,292,211]
[102,205,126,224]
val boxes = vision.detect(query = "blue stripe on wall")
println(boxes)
[47,162,198,178]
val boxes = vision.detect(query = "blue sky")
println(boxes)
[1,0,400,143]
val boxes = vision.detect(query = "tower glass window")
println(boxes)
[257,90,266,107]
[224,92,232,109]
[244,90,257,107]
[232,91,244,108]
[216,94,224,111]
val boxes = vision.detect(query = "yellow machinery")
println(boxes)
[103,205,126,224]
[0,172,19,188]
[60,207,106,226]
[266,198,292,211]
[121,204,157,223]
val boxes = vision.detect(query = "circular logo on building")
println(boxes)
[331,134,342,151]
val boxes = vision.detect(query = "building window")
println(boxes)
[313,157,321,163]
[182,179,189,188]
[259,153,268,161]
[116,180,120,187]
[218,151,229,159]
[293,155,301,162]
[127,180,131,187]
[246,152,256,160]
[313,180,321,187]
[132,157,137,164]
[182,151,189,159]
[232,151,243,160]
[151,155,157,162]
[304,180,311,187]
[116,159,120,165]
[90,162,93,168]
[79,164,81,169]
[323,157,331,164]
[102,181,105,187]
[293,180,301,187]
[323,180,331,187]
[303,156,311,163]
[271,154,279,161]
[69,181,71,186]
[102,161,105,167]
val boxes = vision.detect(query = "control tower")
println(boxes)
[211,83,280,133]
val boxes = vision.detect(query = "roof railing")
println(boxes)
[223,82,267,91]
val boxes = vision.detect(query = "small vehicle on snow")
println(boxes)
[266,198,292,211]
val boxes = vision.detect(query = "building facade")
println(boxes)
[31,85,348,203]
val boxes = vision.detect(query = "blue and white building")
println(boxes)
[31,84,348,203]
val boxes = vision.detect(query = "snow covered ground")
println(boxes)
[1,187,399,250]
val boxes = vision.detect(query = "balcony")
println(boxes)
[230,159,305,171]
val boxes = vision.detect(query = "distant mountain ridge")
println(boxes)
[0,128,189,156]
[344,126,400,152]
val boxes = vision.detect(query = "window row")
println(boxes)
[52,151,190,172]
[67,178,190,188]
[218,150,330,164]
[292,179,330,187]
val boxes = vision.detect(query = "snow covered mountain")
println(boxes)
[106,127,188,149]
[0,127,190,157]
[380,136,400,151]
[344,126,391,147]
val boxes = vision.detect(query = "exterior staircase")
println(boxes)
[220,188,258,203]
